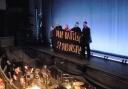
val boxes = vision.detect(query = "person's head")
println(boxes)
[15,66,21,73]
[75,22,79,27]
[83,21,87,27]
[43,65,47,69]
[24,65,29,70]
[64,24,69,29]
[51,26,54,30]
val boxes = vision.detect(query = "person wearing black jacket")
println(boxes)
[71,22,81,33]
[80,21,92,59]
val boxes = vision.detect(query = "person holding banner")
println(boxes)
[63,24,70,31]
[80,21,92,59]
[71,22,81,33]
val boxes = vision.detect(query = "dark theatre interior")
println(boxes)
[0,0,128,89]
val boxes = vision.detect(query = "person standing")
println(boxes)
[71,22,81,33]
[63,24,70,31]
[81,21,92,59]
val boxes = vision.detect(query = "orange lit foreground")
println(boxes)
[0,78,5,89]
[26,85,41,89]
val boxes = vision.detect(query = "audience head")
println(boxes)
[14,66,21,73]
[24,65,29,70]
[43,65,47,69]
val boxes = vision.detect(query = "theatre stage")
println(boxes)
[31,46,128,89]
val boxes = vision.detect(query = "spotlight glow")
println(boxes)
[26,85,41,89]
[65,84,72,89]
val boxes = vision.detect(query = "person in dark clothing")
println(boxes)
[50,25,62,52]
[71,22,81,33]
[55,25,63,30]
[1,53,14,78]
[1,54,8,69]
[80,21,92,59]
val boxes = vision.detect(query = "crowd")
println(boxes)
[1,55,56,89]
[0,48,55,89]
[0,56,95,89]
[0,43,97,89]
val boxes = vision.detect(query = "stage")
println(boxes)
[31,46,128,89]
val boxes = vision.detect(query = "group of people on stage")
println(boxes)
[50,21,92,59]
